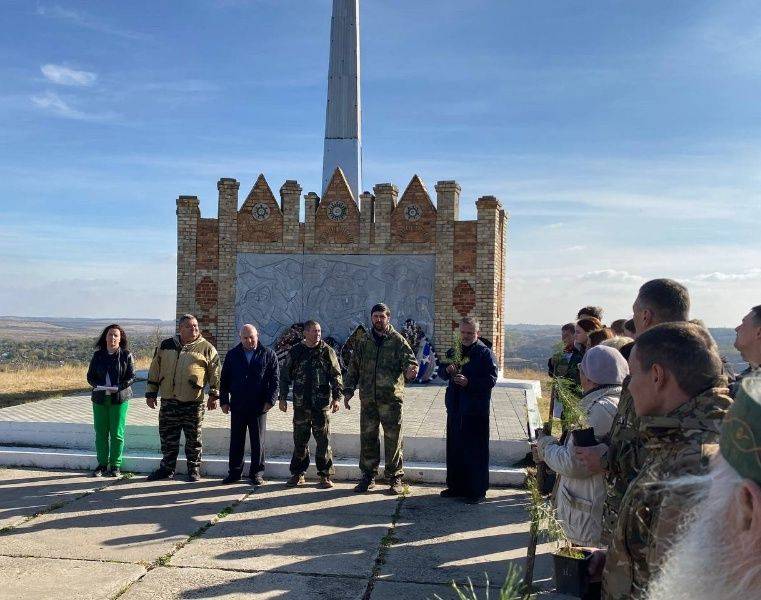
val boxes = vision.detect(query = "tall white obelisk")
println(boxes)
[322,0,362,200]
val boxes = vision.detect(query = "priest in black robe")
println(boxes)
[437,316,499,504]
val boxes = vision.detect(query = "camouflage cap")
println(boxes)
[720,375,761,485]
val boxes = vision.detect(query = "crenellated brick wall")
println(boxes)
[176,167,508,369]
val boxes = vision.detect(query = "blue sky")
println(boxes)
[0,0,759,326]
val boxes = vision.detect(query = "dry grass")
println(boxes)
[502,366,552,422]
[0,356,151,408]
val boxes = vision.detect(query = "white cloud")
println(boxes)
[41,64,96,87]
[544,222,564,229]
[36,5,146,40]
[578,269,645,284]
[30,91,116,121]
[694,269,761,282]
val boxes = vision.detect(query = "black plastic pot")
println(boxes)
[572,427,597,448]
[553,550,592,597]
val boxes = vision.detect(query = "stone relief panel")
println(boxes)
[235,253,436,345]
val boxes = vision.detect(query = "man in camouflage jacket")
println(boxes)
[279,320,343,488]
[145,314,220,482]
[595,323,731,599]
[576,279,691,543]
[343,303,418,494]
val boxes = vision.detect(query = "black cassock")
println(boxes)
[438,340,498,499]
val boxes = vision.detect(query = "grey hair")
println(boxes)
[178,314,197,326]
[646,455,754,600]
[460,316,480,330]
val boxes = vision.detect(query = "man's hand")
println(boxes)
[221,403,230,414]
[446,364,458,375]
[343,392,353,410]
[279,399,288,413]
[207,396,219,410]
[574,443,608,475]
[146,397,157,409]
[405,365,418,381]
[530,442,542,464]
[330,399,340,413]
[263,401,273,413]
[453,374,468,387]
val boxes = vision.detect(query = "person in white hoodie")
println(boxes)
[536,344,629,546]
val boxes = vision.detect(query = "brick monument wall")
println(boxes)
[176,168,508,369]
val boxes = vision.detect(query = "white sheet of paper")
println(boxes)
[94,386,119,392]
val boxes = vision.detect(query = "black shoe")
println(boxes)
[93,465,107,477]
[440,488,460,498]
[387,476,405,495]
[464,495,486,505]
[353,474,376,493]
[108,467,122,478]
[222,473,241,484]
[146,467,175,481]
[250,474,265,486]
[187,468,201,482]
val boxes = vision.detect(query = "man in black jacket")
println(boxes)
[220,324,279,485]
[437,316,498,504]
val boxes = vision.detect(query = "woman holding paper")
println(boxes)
[86,324,135,477]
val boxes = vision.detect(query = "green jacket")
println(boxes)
[146,335,220,403]
[279,341,343,409]
[602,385,731,600]
[600,378,644,544]
[343,325,417,403]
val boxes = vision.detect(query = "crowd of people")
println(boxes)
[84,281,761,599]
[85,303,499,503]
[537,279,761,600]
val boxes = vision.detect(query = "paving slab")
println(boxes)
[120,566,367,600]
[0,467,113,530]
[0,555,146,600]
[370,580,571,600]
[378,486,555,589]
[171,482,396,576]
[0,476,249,563]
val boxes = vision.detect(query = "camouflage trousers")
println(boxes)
[359,395,403,479]
[158,399,205,472]
[289,406,334,477]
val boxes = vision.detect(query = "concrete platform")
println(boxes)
[0,467,565,599]
[0,379,537,485]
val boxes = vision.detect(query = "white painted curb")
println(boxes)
[0,446,526,487]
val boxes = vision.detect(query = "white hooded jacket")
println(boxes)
[537,384,621,546]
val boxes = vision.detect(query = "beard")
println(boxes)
[373,322,387,333]
[647,457,759,600]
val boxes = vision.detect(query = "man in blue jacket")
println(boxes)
[220,324,279,485]
[437,316,498,504]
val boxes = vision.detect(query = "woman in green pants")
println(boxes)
[86,324,135,477]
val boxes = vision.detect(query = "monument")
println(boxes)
[174,1,509,370]
[322,0,362,200]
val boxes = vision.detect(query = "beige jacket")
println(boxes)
[537,385,621,546]
[146,335,220,403]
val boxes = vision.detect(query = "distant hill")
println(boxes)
[504,323,748,375]
[0,317,748,375]
[0,316,174,342]
[0,317,175,367]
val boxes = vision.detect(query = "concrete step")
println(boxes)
[0,420,528,466]
[0,446,526,487]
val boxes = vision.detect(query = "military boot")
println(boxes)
[387,476,405,495]
[146,467,174,481]
[286,474,305,487]
[317,475,334,489]
[187,467,201,482]
[353,473,375,493]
